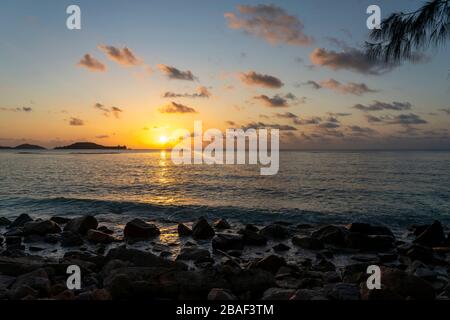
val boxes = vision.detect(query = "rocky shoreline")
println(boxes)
[0,214,449,300]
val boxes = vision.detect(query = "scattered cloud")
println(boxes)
[366,113,427,125]
[98,45,141,66]
[242,121,297,131]
[0,107,32,112]
[225,4,313,46]
[226,120,236,126]
[157,64,196,81]
[307,78,377,95]
[163,86,211,98]
[254,94,288,107]
[440,108,450,115]
[347,125,377,135]
[159,102,197,114]
[275,112,298,119]
[354,101,412,112]
[240,71,284,88]
[69,117,84,126]
[78,54,106,72]
[94,103,124,118]
[95,135,109,139]
[111,107,123,119]
[310,47,397,75]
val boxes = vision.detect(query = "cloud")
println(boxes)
[240,71,284,88]
[347,125,377,135]
[308,78,377,96]
[163,86,211,98]
[327,112,352,117]
[440,108,450,115]
[78,54,106,72]
[275,112,298,119]
[242,121,297,131]
[98,45,141,66]
[318,122,340,129]
[366,113,427,125]
[294,117,322,125]
[225,4,313,46]
[254,94,288,107]
[69,117,84,126]
[159,102,197,114]
[157,64,195,81]
[226,120,236,126]
[354,101,412,112]
[0,107,32,112]
[94,103,124,118]
[310,47,398,75]
[95,135,109,139]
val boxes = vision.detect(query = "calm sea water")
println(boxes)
[1,150,449,228]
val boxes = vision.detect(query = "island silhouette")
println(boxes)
[54,142,127,150]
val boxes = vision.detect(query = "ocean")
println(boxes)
[1,150,449,229]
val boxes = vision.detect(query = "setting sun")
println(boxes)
[159,135,169,144]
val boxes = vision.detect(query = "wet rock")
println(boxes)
[29,246,44,252]
[273,243,290,252]
[406,244,434,263]
[87,229,115,244]
[64,216,98,235]
[61,231,84,247]
[345,233,395,251]
[214,219,231,230]
[346,222,394,237]
[44,233,60,244]
[106,247,187,270]
[342,263,370,284]
[364,267,435,300]
[5,236,22,245]
[23,220,61,236]
[124,219,160,239]
[0,217,11,226]
[192,217,215,239]
[259,224,290,239]
[238,229,267,246]
[176,247,211,261]
[8,214,33,229]
[311,225,347,246]
[207,288,237,300]
[250,255,286,274]
[9,285,38,300]
[0,255,46,276]
[245,224,259,233]
[4,228,24,237]
[312,258,335,272]
[378,253,398,263]
[325,283,360,300]
[290,288,327,300]
[262,288,295,300]
[229,269,276,297]
[10,268,51,298]
[406,261,438,281]
[97,226,114,235]
[92,288,112,300]
[414,220,446,247]
[50,216,71,225]
[212,233,244,251]
[177,223,192,237]
[292,236,323,250]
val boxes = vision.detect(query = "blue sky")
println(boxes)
[1,0,449,149]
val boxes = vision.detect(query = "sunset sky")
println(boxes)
[1,0,449,149]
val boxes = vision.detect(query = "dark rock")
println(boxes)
[325,283,360,300]
[292,236,323,250]
[273,243,290,252]
[345,233,395,251]
[378,253,398,263]
[212,233,244,251]
[23,220,61,236]
[44,233,60,244]
[312,258,335,272]
[92,288,112,300]
[214,219,231,230]
[192,217,215,239]
[311,225,347,246]
[29,246,44,252]
[5,236,21,245]
[64,216,98,235]
[245,224,259,233]
[61,231,84,247]
[207,288,237,300]
[0,217,11,226]
[124,219,160,239]
[106,247,186,270]
[406,244,434,263]
[238,229,267,246]
[87,229,115,244]
[228,269,276,297]
[262,288,295,300]
[250,255,286,274]
[0,255,46,276]
[8,214,33,229]
[259,224,289,239]
[97,226,114,235]
[290,289,327,300]
[296,223,314,230]
[410,224,430,237]
[50,216,71,225]
[346,222,394,237]
[176,247,211,261]
[366,267,435,300]
[177,223,192,237]
[9,268,51,298]
[414,220,446,247]
[4,228,23,237]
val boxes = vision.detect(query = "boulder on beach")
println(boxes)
[64,216,98,235]
[123,219,160,239]
[87,229,115,244]
[292,236,324,250]
[346,223,394,237]
[212,233,244,251]
[8,214,33,229]
[345,233,395,251]
[192,217,215,239]
[0,217,11,226]
[23,220,61,236]
[250,255,286,274]
[413,220,446,247]
[177,223,192,237]
[262,288,296,300]
[176,247,211,262]
[60,231,84,247]
[214,219,231,230]
[259,224,290,239]
[207,288,237,300]
[311,225,348,246]
[238,228,267,246]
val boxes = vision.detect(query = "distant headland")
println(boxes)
[54,142,127,150]
[0,144,46,150]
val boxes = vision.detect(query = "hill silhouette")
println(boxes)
[54,142,127,150]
